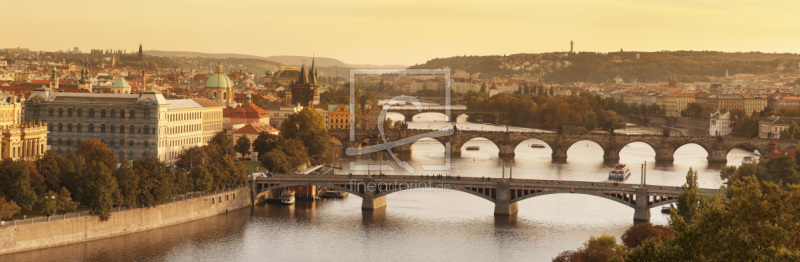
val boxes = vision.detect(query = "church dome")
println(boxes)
[205,63,233,89]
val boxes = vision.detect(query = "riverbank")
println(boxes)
[0,187,251,255]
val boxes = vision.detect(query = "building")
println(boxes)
[268,66,301,88]
[222,94,271,136]
[758,116,800,139]
[763,140,796,159]
[709,111,732,136]
[109,77,132,94]
[205,63,235,107]
[664,93,696,117]
[25,88,223,163]
[328,104,351,130]
[360,104,382,130]
[232,122,279,160]
[261,101,300,129]
[488,84,499,97]
[0,95,47,161]
[288,58,320,107]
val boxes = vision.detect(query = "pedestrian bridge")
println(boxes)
[250,174,722,224]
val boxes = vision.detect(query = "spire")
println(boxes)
[298,63,308,85]
[216,62,223,73]
[309,55,317,85]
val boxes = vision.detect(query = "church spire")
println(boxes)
[298,63,308,85]
[309,55,317,85]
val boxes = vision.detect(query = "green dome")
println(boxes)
[205,73,233,89]
[205,63,233,89]
[111,77,131,88]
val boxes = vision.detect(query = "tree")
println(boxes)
[261,150,292,173]
[83,161,118,220]
[280,107,331,160]
[189,164,214,191]
[133,157,175,207]
[55,187,78,214]
[584,111,598,131]
[35,152,63,192]
[779,122,800,140]
[357,92,377,108]
[209,131,235,156]
[113,161,140,207]
[553,234,626,262]
[234,135,252,158]
[621,223,673,248]
[0,196,20,220]
[78,138,117,169]
[252,132,280,159]
[0,159,38,213]
[676,167,700,222]
[681,103,706,119]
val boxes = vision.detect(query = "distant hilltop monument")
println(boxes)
[570,40,574,53]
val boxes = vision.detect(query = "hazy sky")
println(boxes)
[3,0,799,65]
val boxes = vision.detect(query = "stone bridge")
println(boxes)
[387,108,501,124]
[622,115,677,127]
[251,174,722,224]
[329,128,795,163]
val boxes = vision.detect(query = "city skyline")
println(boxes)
[2,0,799,65]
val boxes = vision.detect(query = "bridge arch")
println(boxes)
[510,190,636,207]
[373,186,496,203]
[618,141,657,161]
[565,139,606,162]
[257,182,366,199]
[459,136,500,155]
[674,142,711,158]
[513,138,554,161]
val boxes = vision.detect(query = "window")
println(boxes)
[77,108,82,117]
[110,109,116,118]
[101,109,106,118]
[58,123,63,132]
[129,140,134,147]
[101,124,106,133]
[68,108,73,117]
[110,140,115,147]
[143,125,150,134]
[120,139,124,147]
[143,141,149,147]
[67,123,73,132]
[88,108,95,118]
[77,124,82,133]
[47,123,53,132]
[130,125,135,134]
[48,108,54,117]
[58,108,63,117]
[110,124,115,133]
[88,124,94,133]
[120,109,125,119]
[130,110,136,119]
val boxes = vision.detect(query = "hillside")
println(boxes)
[410,51,800,83]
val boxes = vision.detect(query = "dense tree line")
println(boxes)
[465,91,662,130]
[0,134,246,221]
[556,163,800,261]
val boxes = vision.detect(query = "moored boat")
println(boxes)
[742,156,756,165]
[661,206,671,214]
[321,190,349,198]
[466,146,480,151]
[280,189,295,205]
[530,143,546,148]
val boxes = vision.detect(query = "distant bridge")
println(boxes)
[386,107,502,124]
[251,174,722,224]
[329,128,795,163]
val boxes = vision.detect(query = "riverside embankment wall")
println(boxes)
[0,187,252,255]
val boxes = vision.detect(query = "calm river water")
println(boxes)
[3,113,756,262]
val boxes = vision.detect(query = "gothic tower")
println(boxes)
[49,65,59,89]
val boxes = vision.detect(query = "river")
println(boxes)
[3,114,757,262]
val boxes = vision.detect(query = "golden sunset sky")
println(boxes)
[3,0,799,65]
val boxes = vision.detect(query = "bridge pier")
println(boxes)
[362,180,387,210]
[494,183,518,216]
[396,143,412,161]
[655,147,675,162]
[603,149,620,163]
[551,147,568,163]
[633,188,651,224]
[498,144,516,159]
[707,149,728,163]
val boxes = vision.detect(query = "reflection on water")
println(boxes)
[3,116,758,262]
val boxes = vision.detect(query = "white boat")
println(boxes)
[280,190,295,205]
[742,156,756,165]
[608,164,631,181]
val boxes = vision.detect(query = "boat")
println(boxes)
[466,146,480,151]
[321,190,349,198]
[530,143,546,148]
[608,164,631,181]
[280,189,295,205]
[742,156,756,165]
[661,206,671,214]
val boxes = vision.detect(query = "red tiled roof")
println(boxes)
[233,122,279,135]
[223,102,269,119]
